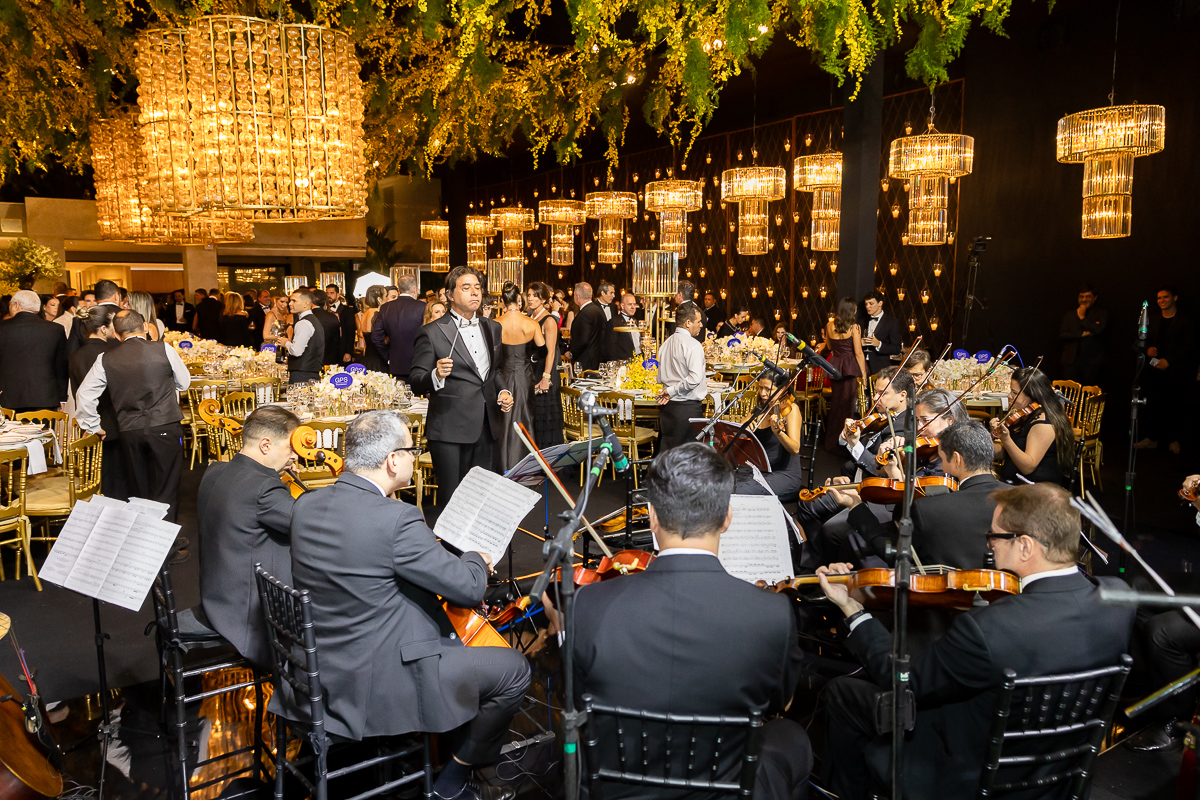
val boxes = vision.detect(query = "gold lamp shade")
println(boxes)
[539,199,586,266]
[632,250,678,298]
[645,180,702,259]
[720,167,785,255]
[421,220,450,272]
[1057,104,1165,239]
[793,153,842,252]
[585,192,637,264]
[490,207,536,260]
[888,126,974,245]
[465,215,494,269]
[486,258,523,296]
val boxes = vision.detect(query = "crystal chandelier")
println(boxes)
[135,17,368,223]
[644,180,702,259]
[793,153,842,252]
[465,215,494,269]
[538,200,586,266]
[490,207,536,260]
[1056,104,1165,238]
[632,250,679,298]
[421,220,450,272]
[721,167,785,255]
[486,258,523,296]
[585,192,638,264]
[390,266,420,285]
[888,110,974,246]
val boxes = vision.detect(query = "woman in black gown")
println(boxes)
[749,373,806,502]
[526,282,564,449]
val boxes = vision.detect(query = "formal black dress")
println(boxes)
[496,342,535,471]
[1000,417,1062,485]
[361,311,388,373]
[218,314,254,348]
[825,335,862,451]
[754,412,805,502]
[530,315,563,449]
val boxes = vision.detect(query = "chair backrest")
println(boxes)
[561,386,586,438]
[582,694,762,797]
[798,418,823,491]
[241,377,281,405]
[14,410,71,456]
[65,434,102,504]
[1077,393,1106,439]
[188,380,230,409]
[222,391,257,420]
[976,654,1132,799]
[255,566,326,732]
[1052,380,1084,426]
[0,450,27,522]
[294,421,346,480]
[595,391,639,438]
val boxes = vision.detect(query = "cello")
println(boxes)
[0,616,62,800]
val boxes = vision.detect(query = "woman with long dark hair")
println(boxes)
[991,367,1073,485]
[750,372,806,501]
[821,297,867,451]
[495,282,545,470]
[357,285,388,372]
[526,281,564,449]
[218,291,253,347]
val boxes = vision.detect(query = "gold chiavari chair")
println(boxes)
[293,421,346,488]
[0,450,36,590]
[594,391,658,486]
[14,410,72,460]
[26,433,102,552]
[1077,392,1107,494]
[1052,380,1085,427]
[222,391,257,421]
[186,380,230,468]
[240,377,281,405]
[398,417,433,511]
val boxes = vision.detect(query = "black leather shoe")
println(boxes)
[1127,720,1183,752]
[434,778,515,800]
[169,548,191,565]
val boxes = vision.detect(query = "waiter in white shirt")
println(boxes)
[409,267,514,503]
[275,290,325,383]
[655,302,708,452]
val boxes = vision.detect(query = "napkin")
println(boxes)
[25,440,47,475]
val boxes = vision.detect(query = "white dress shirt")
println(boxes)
[1018,565,1078,591]
[175,302,187,324]
[865,314,883,349]
[657,547,717,558]
[619,313,642,355]
[75,336,192,434]
[657,326,707,402]
[431,309,491,391]
[285,310,316,356]
[602,302,613,321]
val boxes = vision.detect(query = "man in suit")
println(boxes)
[859,290,903,376]
[286,411,529,800]
[834,420,1002,569]
[76,309,191,520]
[570,443,812,799]
[0,290,68,413]
[198,406,300,667]
[596,281,617,322]
[1059,284,1108,385]
[163,288,195,333]
[326,284,358,365]
[277,290,325,384]
[310,292,345,367]
[192,288,223,340]
[68,279,123,356]
[372,274,426,381]
[567,282,606,372]
[817,483,1134,799]
[603,292,641,362]
[703,290,726,334]
[247,289,271,349]
[409,267,513,504]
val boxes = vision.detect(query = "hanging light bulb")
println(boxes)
[819,285,827,298]
[930,316,940,331]
[921,288,930,304]
[909,318,917,332]
[897,286,906,300]
[775,261,782,273]
[891,204,901,218]
[881,178,890,192]
[801,286,809,298]
[752,287,758,298]
[809,258,816,270]
[830,258,838,273]
[774,309,781,320]
[805,133,813,147]
[767,285,775,297]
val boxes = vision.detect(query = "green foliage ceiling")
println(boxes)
[0,0,1047,182]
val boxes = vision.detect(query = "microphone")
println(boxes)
[577,390,619,417]
[753,353,790,379]
[1137,301,1149,348]
[596,415,630,472]
[783,333,844,380]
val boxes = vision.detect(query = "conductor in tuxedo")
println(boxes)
[817,483,1134,799]
[568,282,607,372]
[371,273,426,381]
[0,290,68,413]
[197,406,300,668]
[858,291,903,376]
[286,411,529,800]
[409,267,513,504]
[570,443,812,800]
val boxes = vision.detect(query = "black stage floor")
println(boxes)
[1,433,1197,799]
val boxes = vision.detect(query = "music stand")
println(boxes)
[688,418,772,473]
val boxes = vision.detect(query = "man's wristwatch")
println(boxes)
[844,609,869,629]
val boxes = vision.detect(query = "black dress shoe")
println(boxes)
[169,548,191,565]
[433,779,516,800]
[1127,720,1183,752]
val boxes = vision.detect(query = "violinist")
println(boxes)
[904,347,933,386]
[817,483,1134,799]
[840,365,914,479]
[571,444,813,800]
[874,387,969,481]
[991,367,1074,486]
[197,405,302,668]
[286,411,529,800]
[828,421,1004,570]
[748,372,806,502]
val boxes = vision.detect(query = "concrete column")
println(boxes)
[840,58,885,302]
[182,246,219,293]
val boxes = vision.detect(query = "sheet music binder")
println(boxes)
[503,438,601,488]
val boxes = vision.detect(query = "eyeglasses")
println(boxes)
[985,529,1046,549]
[392,446,423,458]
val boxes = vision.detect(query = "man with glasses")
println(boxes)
[1058,283,1107,385]
[815,483,1134,799]
[287,410,529,800]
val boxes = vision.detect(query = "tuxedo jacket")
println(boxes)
[197,454,295,668]
[860,311,904,376]
[0,312,68,408]
[842,410,908,478]
[574,555,803,796]
[278,473,490,740]
[409,312,509,445]
[570,301,608,372]
[371,296,427,377]
[194,297,223,340]
[247,304,267,348]
[847,570,1134,799]
[313,308,343,365]
[849,473,1003,569]
[163,301,196,333]
[603,313,637,362]
[332,303,358,362]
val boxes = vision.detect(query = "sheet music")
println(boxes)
[98,515,181,611]
[718,495,793,585]
[127,497,171,520]
[63,507,137,597]
[746,464,806,544]
[35,499,105,585]
[434,466,540,563]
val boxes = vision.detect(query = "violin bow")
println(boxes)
[871,335,923,412]
[915,342,953,393]
[513,422,614,559]
[923,346,1017,430]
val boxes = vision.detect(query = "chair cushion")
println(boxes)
[25,477,71,515]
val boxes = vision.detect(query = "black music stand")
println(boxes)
[688,418,772,473]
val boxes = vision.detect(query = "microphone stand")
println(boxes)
[694,361,777,447]
[1122,302,1150,575]
[887,389,919,798]
[525,411,620,800]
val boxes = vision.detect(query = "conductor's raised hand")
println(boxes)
[436,357,454,379]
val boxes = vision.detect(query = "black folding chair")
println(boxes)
[977,654,1133,799]
[799,418,823,493]
[254,565,432,800]
[581,693,762,798]
[149,563,268,800]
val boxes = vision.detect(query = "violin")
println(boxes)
[574,549,656,585]
[798,476,957,505]
[765,566,1019,610]
[992,402,1041,437]
[751,395,795,434]
[1179,478,1200,504]
[847,411,893,436]
[875,436,941,468]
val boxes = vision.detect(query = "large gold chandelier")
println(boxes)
[645,180,702,259]
[487,258,523,296]
[1056,105,1165,239]
[538,200,586,266]
[586,192,638,264]
[490,207,536,260]
[793,153,842,252]
[133,17,368,224]
[888,107,974,246]
[465,215,494,269]
[721,167,785,255]
[421,220,450,272]
[632,250,678,298]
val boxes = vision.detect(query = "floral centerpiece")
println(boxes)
[0,238,63,292]
[929,358,1014,394]
[704,334,777,365]
[620,360,659,391]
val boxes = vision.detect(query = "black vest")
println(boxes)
[70,338,121,440]
[103,338,185,431]
[287,313,325,375]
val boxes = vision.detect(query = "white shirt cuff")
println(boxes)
[848,614,870,633]
[431,372,445,391]
[849,441,866,460]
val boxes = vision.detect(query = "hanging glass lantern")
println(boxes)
[721,167,785,255]
[889,123,974,245]
[486,259,523,296]
[491,207,536,260]
[421,220,450,272]
[465,215,494,269]
[539,199,586,266]
[793,152,842,252]
[585,192,637,264]
[644,180,702,259]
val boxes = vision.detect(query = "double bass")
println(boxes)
[0,616,62,800]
